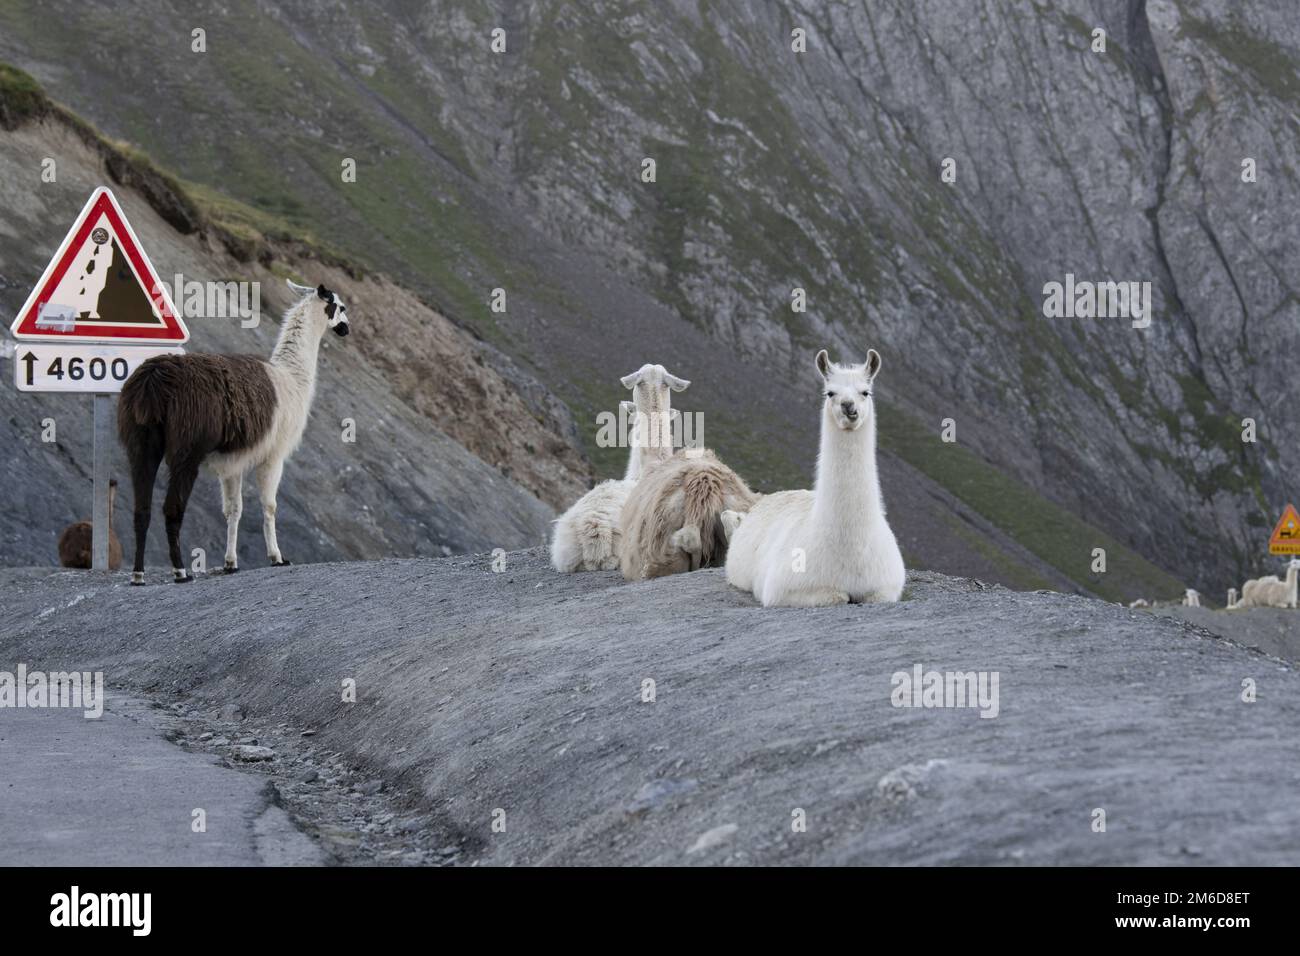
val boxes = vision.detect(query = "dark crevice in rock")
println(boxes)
[1131,0,1203,372]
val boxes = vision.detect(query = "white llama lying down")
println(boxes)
[1237,559,1300,609]
[725,348,905,607]
[549,365,688,572]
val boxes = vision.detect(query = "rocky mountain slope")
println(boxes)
[0,70,1190,599]
[0,0,1292,595]
[2,551,1297,865]
[0,72,591,568]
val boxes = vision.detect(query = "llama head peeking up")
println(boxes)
[816,348,881,432]
[287,279,351,336]
[621,364,688,411]
[620,364,688,451]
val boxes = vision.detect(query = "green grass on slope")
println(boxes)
[0,1,511,347]
[0,61,43,127]
[0,62,357,275]
[879,403,1186,603]
[942,512,1058,593]
[1180,16,1300,103]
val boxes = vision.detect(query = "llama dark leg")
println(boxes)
[162,457,202,583]
[127,426,164,586]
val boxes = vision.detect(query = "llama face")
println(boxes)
[317,285,350,337]
[621,364,689,440]
[816,348,881,432]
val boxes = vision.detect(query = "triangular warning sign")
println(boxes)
[1269,504,1300,555]
[10,186,188,343]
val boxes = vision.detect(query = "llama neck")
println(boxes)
[811,409,883,529]
[625,395,674,480]
[270,302,325,390]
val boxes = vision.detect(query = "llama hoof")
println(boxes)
[222,564,239,574]
[173,574,195,584]
[271,559,292,567]
[130,572,146,587]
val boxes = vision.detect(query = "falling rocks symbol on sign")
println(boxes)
[78,238,158,325]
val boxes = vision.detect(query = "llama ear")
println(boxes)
[664,372,690,392]
[620,371,642,389]
[865,349,882,380]
[815,349,831,379]
[316,284,334,301]
[286,279,314,296]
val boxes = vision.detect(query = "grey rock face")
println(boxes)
[0,0,1294,587]
[468,0,1295,584]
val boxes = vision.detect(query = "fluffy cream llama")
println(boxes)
[725,349,904,606]
[619,447,758,580]
[549,365,687,572]
[1237,559,1300,609]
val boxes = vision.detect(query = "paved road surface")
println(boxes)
[0,693,321,866]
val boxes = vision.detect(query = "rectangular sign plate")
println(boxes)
[14,343,184,393]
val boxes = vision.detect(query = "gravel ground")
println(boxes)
[1,551,1298,866]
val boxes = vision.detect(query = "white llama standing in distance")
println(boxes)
[119,280,349,583]
[549,365,687,571]
[1237,558,1300,609]
[725,348,905,606]
[1182,588,1201,608]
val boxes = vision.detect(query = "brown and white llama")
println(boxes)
[58,478,123,570]
[118,280,349,584]
[619,447,758,581]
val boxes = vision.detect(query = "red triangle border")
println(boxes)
[10,187,189,343]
